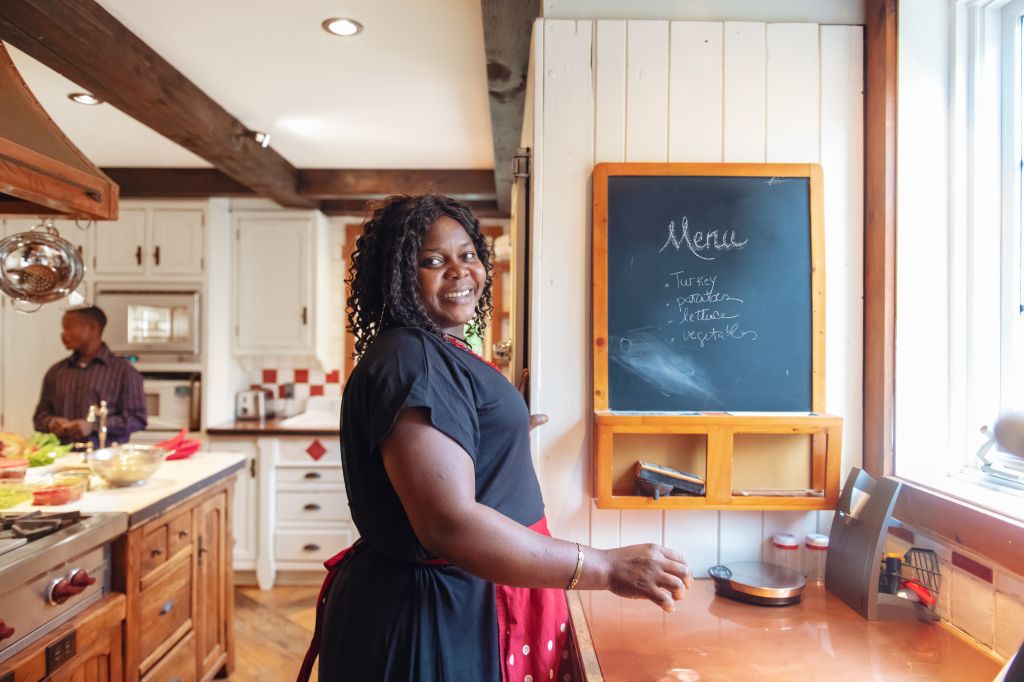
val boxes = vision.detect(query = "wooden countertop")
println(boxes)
[206,418,339,436]
[568,580,1003,681]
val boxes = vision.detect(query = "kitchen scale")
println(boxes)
[708,562,806,606]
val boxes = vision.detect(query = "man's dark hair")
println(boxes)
[68,306,107,333]
[345,194,493,358]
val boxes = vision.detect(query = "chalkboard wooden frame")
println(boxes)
[592,162,826,413]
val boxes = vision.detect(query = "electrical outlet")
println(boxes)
[46,631,76,674]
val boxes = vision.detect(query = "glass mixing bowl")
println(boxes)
[88,445,167,487]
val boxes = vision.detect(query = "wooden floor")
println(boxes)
[228,585,320,681]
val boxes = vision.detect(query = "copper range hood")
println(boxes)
[0,42,118,220]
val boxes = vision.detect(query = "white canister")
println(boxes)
[803,533,829,583]
[770,533,801,574]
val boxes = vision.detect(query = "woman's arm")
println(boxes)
[381,407,692,612]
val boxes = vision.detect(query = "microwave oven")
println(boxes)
[94,288,200,363]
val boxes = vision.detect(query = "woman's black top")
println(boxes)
[319,327,546,681]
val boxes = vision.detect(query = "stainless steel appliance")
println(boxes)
[708,562,806,606]
[0,511,127,664]
[235,389,269,421]
[94,287,200,364]
[142,372,201,433]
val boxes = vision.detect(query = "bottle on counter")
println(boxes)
[769,532,801,575]
[803,533,829,583]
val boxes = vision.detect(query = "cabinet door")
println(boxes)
[0,219,89,435]
[94,208,147,275]
[209,439,258,568]
[151,208,204,275]
[235,217,312,353]
[195,490,228,678]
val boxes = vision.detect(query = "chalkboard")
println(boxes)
[593,163,824,413]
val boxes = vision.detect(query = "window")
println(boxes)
[895,0,1024,517]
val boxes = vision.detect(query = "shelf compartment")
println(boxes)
[594,411,842,510]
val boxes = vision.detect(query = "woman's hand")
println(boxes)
[596,544,693,613]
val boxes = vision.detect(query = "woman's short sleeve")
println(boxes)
[364,329,480,461]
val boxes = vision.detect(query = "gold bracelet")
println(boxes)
[567,542,585,590]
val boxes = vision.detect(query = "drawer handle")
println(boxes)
[303,543,321,552]
[150,547,163,558]
[160,600,175,616]
[178,529,189,539]
[303,503,321,512]
[303,472,321,480]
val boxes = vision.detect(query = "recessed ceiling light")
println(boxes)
[322,18,363,37]
[68,92,103,105]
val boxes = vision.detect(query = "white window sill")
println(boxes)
[898,469,1024,523]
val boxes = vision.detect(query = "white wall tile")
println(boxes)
[589,500,621,549]
[664,510,719,576]
[950,566,995,648]
[996,571,1024,601]
[719,510,762,563]
[620,509,663,546]
[995,591,1024,659]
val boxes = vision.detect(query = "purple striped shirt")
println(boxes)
[33,343,147,445]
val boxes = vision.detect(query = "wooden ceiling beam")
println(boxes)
[298,169,495,200]
[103,168,255,198]
[480,0,539,213]
[0,1,314,209]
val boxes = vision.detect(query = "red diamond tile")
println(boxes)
[310,384,325,396]
[306,439,326,461]
[294,369,309,383]
[326,370,340,383]
[262,369,277,383]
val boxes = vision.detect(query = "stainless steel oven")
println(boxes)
[93,288,200,363]
[142,373,201,434]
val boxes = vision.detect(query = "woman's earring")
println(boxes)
[376,300,387,330]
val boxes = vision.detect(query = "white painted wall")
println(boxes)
[527,19,863,576]
[542,0,865,25]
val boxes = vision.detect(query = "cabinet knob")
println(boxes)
[160,600,175,616]
[302,543,321,552]
[153,245,161,266]
[303,503,321,512]
[302,306,308,325]
[151,547,163,558]
[303,472,321,480]
[178,529,189,539]
[134,245,142,266]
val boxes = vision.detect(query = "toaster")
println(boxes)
[235,389,269,421]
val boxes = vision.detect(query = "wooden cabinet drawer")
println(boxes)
[276,491,349,523]
[141,524,168,576]
[167,510,193,557]
[140,556,193,668]
[275,528,355,562]
[141,631,196,682]
[277,466,344,485]
[276,437,341,464]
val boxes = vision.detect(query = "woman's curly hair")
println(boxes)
[346,194,494,358]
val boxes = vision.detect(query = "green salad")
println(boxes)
[27,432,74,467]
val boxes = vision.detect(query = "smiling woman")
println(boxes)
[298,194,694,681]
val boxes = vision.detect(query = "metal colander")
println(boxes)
[0,221,83,307]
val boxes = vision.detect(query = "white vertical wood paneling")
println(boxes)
[535,20,594,543]
[620,18,671,545]
[820,25,864,482]
[668,22,723,162]
[625,20,670,162]
[590,19,627,548]
[594,20,627,163]
[766,24,820,162]
[664,20,723,576]
[723,22,766,162]
[531,17,861,565]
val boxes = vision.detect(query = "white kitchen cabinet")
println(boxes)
[0,218,92,435]
[232,210,339,369]
[255,435,351,589]
[207,437,259,571]
[93,202,204,277]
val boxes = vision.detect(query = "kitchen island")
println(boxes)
[0,451,244,682]
[568,580,1004,681]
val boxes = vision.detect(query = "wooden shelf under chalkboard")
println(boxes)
[593,411,842,511]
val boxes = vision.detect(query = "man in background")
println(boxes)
[33,306,146,446]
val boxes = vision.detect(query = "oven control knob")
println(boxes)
[0,620,14,641]
[47,577,85,605]
[68,568,96,588]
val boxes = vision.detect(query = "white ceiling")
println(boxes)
[8,0,495,170]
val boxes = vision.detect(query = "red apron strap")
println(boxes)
[296,543,359,682]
